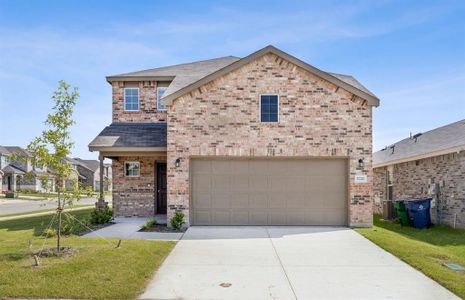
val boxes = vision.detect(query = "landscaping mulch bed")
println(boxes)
[139,224,186,233]
[36,246,78,257]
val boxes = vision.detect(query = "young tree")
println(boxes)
[27,80,80,252]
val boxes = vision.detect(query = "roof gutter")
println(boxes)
[105,76,175,84]
[373,145,465,168]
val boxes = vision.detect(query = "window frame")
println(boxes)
[124,87,140,111]
[157,86,168,111]
[124,161,140,177]
[259,94,279,123]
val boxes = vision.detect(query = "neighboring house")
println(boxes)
[89,45,380,227]
[63,157,84,191]
[373,119,465,229]
[74,158,112,192]
[0,146,55,193]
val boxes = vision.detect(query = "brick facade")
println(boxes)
[112,156,166,217]
[373,151,465,228]
[167,53,374,227]
[112,81,168,123]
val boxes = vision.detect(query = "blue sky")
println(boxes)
[0,0,464,159]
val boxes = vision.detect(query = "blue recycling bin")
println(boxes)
[406,198,432,229]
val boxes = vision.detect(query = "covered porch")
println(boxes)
[89,123,168,218]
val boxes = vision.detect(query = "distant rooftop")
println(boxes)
[373,119,465,167]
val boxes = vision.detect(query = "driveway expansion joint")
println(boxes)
[265,227,298,300]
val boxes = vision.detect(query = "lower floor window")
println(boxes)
[125,161,140,177]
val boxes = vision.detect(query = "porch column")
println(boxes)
[95,154,108,211]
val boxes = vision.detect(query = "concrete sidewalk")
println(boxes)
[139,226,459,300]
[83,216,183,241]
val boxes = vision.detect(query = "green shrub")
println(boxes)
[61,214,87,235]
[89,208,113,225]
[140,219,157,231]
[44,228,57,238]
[170,211,185,230]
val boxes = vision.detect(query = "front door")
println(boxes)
[7,176,11,191]
[156,163,167,214]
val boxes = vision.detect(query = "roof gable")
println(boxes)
[161,45,380,106]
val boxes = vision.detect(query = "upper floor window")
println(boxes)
[260,95,279,123]
[124,88,139,111]
[157,87,167,111]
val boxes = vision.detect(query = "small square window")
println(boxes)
[157,87,167,111]
[260,95,278,123]
[124,88,139,111]
[125,161,140,177]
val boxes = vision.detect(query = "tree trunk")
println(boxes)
[57,189,61,252]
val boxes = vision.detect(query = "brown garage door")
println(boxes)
[191,158,347,226]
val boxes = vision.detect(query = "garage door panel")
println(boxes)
[286,210,306,225]
[270,192,287,208]
[230,161,249,174]
[249,161,269,175]
[249,211,268,225]
[192,160,211,173]
[230,176,248,191]
[284,176,307,191]
[269,211,287,225]
[249,176,268,191]
[308,160,346,175]
[194,175,211,192]
[231,193,249,208]
[212,161,229,174]
[194,210,212,225]
[249,194,268,208]
[193,193,211,208]
[231,211,249,225]
[191,158,347,226]
[212,175,229,191]
[211,193,230,208]
[212,210,230,224]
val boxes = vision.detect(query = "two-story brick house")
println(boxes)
[90,45,380,227]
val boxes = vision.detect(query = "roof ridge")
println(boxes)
[108,56,240,78]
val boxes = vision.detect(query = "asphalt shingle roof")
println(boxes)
[106,47,378,103]
[3,146,32,158]
[0,146,11,156]
[373,119,465,166]
[107,56,240,99]
[89,123,167,149]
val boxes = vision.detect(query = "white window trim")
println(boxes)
[157,87,168,111]
[124,87,140,111]
[259,94,279,123]
[124,161,140,177]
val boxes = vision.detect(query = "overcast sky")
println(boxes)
[0,0,464,159]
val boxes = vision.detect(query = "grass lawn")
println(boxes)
[0,208,175,299]
[356,214,465,299]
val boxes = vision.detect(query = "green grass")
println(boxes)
[0,208,175,299]
[356,214,465,298]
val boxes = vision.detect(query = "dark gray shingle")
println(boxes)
[373,119,465,166]
[89,123,167,149]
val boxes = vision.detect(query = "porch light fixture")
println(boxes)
[358,158,365,169]
[175,158,181,168]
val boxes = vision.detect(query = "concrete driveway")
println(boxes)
[140,226,458,300]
